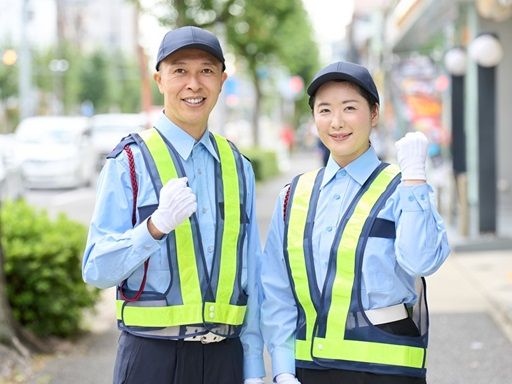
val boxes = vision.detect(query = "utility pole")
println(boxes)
[19,0,34,119]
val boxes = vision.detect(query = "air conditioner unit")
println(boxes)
[476,0,512,21]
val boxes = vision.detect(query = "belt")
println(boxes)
[364,304,408,325]
[183,332,226,344]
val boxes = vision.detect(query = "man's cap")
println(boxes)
[307,61,380,108]
[155,26,225,71]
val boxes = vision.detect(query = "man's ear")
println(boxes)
[220,71,228,88]
[153,72,163,93]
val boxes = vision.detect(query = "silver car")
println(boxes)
[15,116,96,189]
[90,113,148,170]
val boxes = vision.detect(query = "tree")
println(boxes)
[79,50,115,113]
[151,0,319,146]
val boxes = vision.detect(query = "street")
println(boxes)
[21,150,512,384]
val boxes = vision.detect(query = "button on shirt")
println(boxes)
[82,112,265,378]
[260,147,450,377]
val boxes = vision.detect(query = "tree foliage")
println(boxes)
[79,49,115,113]
[152,0,319,145]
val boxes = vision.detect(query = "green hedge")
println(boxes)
[0,200,99,338]
[240,148,279,182]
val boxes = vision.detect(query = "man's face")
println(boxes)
[154,48,227,137]
[313,80,378,167]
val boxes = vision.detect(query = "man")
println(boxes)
[82,26,265,384]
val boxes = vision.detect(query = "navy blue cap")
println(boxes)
[155,26,225,71]
[307,61,379,108]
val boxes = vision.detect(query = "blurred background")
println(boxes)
[1,1,512,383]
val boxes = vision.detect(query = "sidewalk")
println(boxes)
[438,200,512,340]
[428,249,512,337]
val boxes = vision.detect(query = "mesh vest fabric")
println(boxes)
[116,128,248,339]
[284,163,429,378]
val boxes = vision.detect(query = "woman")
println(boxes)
[260,61,450,384]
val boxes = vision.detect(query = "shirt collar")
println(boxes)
[320,147,381,189]
[153,112,220,162]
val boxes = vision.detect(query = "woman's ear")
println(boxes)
[370,104,379,127]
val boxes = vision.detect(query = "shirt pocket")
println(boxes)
[362,237,396,293]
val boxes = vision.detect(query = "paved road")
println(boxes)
[19,150,512,384]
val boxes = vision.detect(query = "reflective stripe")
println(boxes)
[213,133,240,304]
[117,128,246,328]
[116,301,246,327]
[326,165,399,337]
[286,169,319,362]
[312,338,425,367]
[139,128,202,308]
[289,164,426,369]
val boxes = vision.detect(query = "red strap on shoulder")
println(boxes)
[283,185,291,222]
[119,145,149,303]
[124,145,138,226]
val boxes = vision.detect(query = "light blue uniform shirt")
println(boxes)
[260,147,450,378]
[82,113,265,379]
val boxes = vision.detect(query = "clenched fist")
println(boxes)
[150,177,197,234]
[395,131,429,181]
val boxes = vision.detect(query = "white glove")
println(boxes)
[150,177,197,234]
[275,373,301,384]
[244,378,265,384]
[395,131,428,181]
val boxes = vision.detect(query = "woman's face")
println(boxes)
[313,81,379,167]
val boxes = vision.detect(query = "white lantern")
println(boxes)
[444,47,467,76]
[468,33,504,67]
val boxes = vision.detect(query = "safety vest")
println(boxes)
[285,163,429,378]
[115,128,248,336]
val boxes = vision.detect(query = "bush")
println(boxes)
[0,200,99,338]
[240,148,279,182]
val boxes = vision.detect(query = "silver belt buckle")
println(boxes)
[200,332,225,344]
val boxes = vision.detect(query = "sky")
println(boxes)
[302,0,355,63]
[0,0,355,66]
[0,0,56,47]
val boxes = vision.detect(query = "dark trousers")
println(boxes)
[296,368,426,384]
[113,332,243,384]
[296,318,427,384]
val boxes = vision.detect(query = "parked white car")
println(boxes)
[90,113,148,169]
[15,116,96,189]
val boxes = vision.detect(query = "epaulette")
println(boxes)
[107,135,137,159]
[225,137,251,163]
[241,154,251,163]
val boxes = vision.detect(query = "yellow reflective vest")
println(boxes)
[116,128,248,336]
[285,163,428,378]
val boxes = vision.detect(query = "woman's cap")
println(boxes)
[155,26,225,71]
[307,61,379,108]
